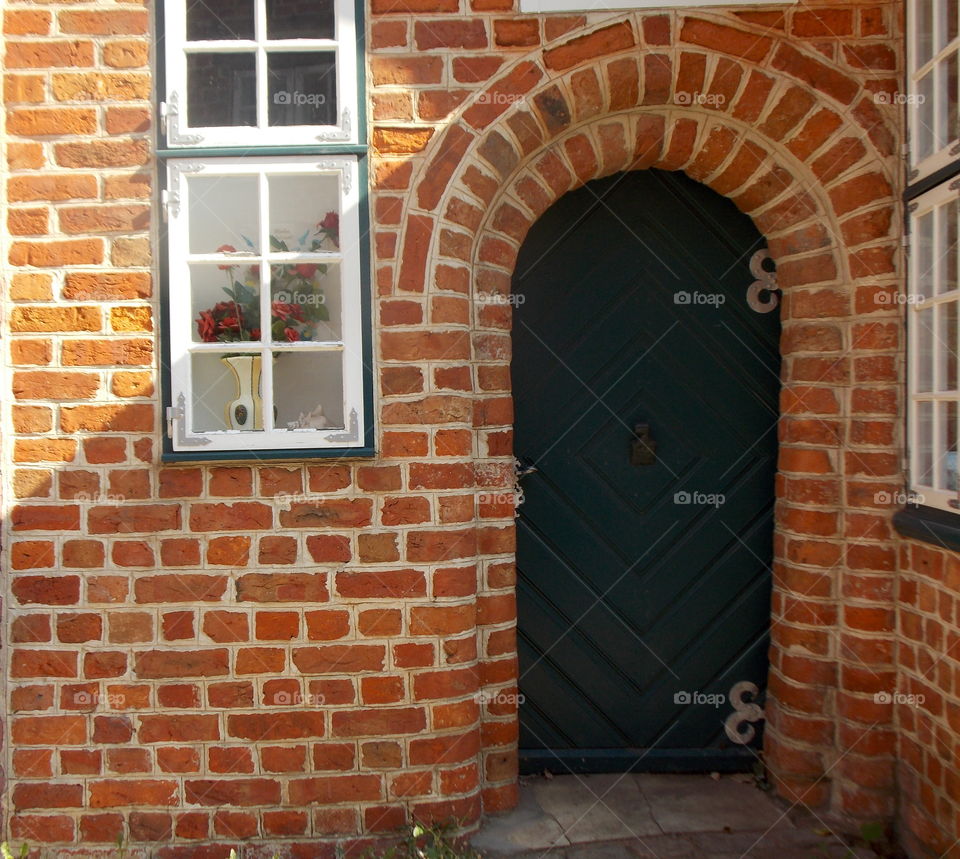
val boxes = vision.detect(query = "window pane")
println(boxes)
[275,351,344,431]
[913,0,933,69]
[941,0,959,48]
[191,352,267,433]
[191,263,262,344]
[271,262,341,342]
[187,175,260,255]
[917,211,935,298]
[187,53,257,127]
[916,72,936,161]
[918,0,935,68]
[941,401,959,490]
[266,0,335,39]
[918,306,935,392]
[939,300,958,389]
[937,51,959,151]
[942,199,959,293]
[187,0,254,40]
[267,52,337,126]
[918,401,935,485]
[268,173,340,243]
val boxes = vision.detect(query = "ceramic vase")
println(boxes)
[222,355,263,430]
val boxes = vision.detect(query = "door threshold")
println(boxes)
[519,748,759,775]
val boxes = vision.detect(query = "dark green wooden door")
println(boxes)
[512,169,780,773]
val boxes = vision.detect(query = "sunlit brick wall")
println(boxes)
[0,0,930,853]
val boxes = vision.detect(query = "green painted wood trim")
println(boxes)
[893,504,960,552]
[157,145,369,159]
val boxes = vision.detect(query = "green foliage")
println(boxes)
[351,821,482,859]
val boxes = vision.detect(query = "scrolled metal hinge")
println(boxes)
[167,393,211,447]
[746,249,780,314]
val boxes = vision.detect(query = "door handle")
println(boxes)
[631,424,657,466]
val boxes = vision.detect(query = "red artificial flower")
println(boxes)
[216,244,237,270]
[294,263,318,279]
[272,302,305,323]
[318,212,338,233]
[197,310,217,342]
[284,326,300,342]
[251,328,261,340]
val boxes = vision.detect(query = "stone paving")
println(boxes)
[470,774,876,858]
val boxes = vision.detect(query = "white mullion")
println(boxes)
[259,170,274,434]
[257,40,338,50]
[182,41,259,52]
[255,0,268,131]
[341,159,363,437]
[169,163,194,442]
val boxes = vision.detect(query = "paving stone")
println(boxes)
[471,787,570,855]
[533,774,662,842]
[634,774,785,833]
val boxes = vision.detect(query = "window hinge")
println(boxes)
[167,394,212,448]
[159,100,168,135]
[161,188,182,222]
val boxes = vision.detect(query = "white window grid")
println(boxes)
[908,0,960,180]
[166,155,365,452]
[909,179,960,511]
[163,0,358,147]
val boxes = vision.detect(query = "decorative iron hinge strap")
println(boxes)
[166,394,211,447]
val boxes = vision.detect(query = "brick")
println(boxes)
[415,19,487,50]
[6,40,94,69]
[292,645,385,674]
[55,139,149,168]
[185,779,280,807]
[336,569,427,599]
[237,573,329,603]
[103,40,149,69]
[290,774,382,805]
[90,780,177,809]
[134,650,229,679]
[8,108,97,136]
[544,22,635,71]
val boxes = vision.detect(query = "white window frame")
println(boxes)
[162,0,358,148]
[908,180,960,512]
[520,0,794,9]
[165,155,365,453]
[908,0,959,181]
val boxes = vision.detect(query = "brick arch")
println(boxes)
[387,13,900,825]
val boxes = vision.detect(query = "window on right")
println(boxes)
[908,0,960,512]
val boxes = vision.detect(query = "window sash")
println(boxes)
[165,155,366,452]
[908,0,960,180]
[909,179,960,510]
[162,0,358,147]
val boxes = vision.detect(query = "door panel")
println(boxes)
[512,169,780,772]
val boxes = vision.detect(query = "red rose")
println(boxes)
[284,326,300,342]
[251,328,261,340]
[295,263,318,279]
[197,310,217,342]
[318,212,338,233]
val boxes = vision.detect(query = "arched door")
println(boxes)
[512,169,780,773]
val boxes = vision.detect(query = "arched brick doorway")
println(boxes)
[384,13,901,825]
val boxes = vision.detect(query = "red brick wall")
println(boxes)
[0,0,929,853]
[896,541,960,857]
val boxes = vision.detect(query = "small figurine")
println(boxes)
[287,404,331,429]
